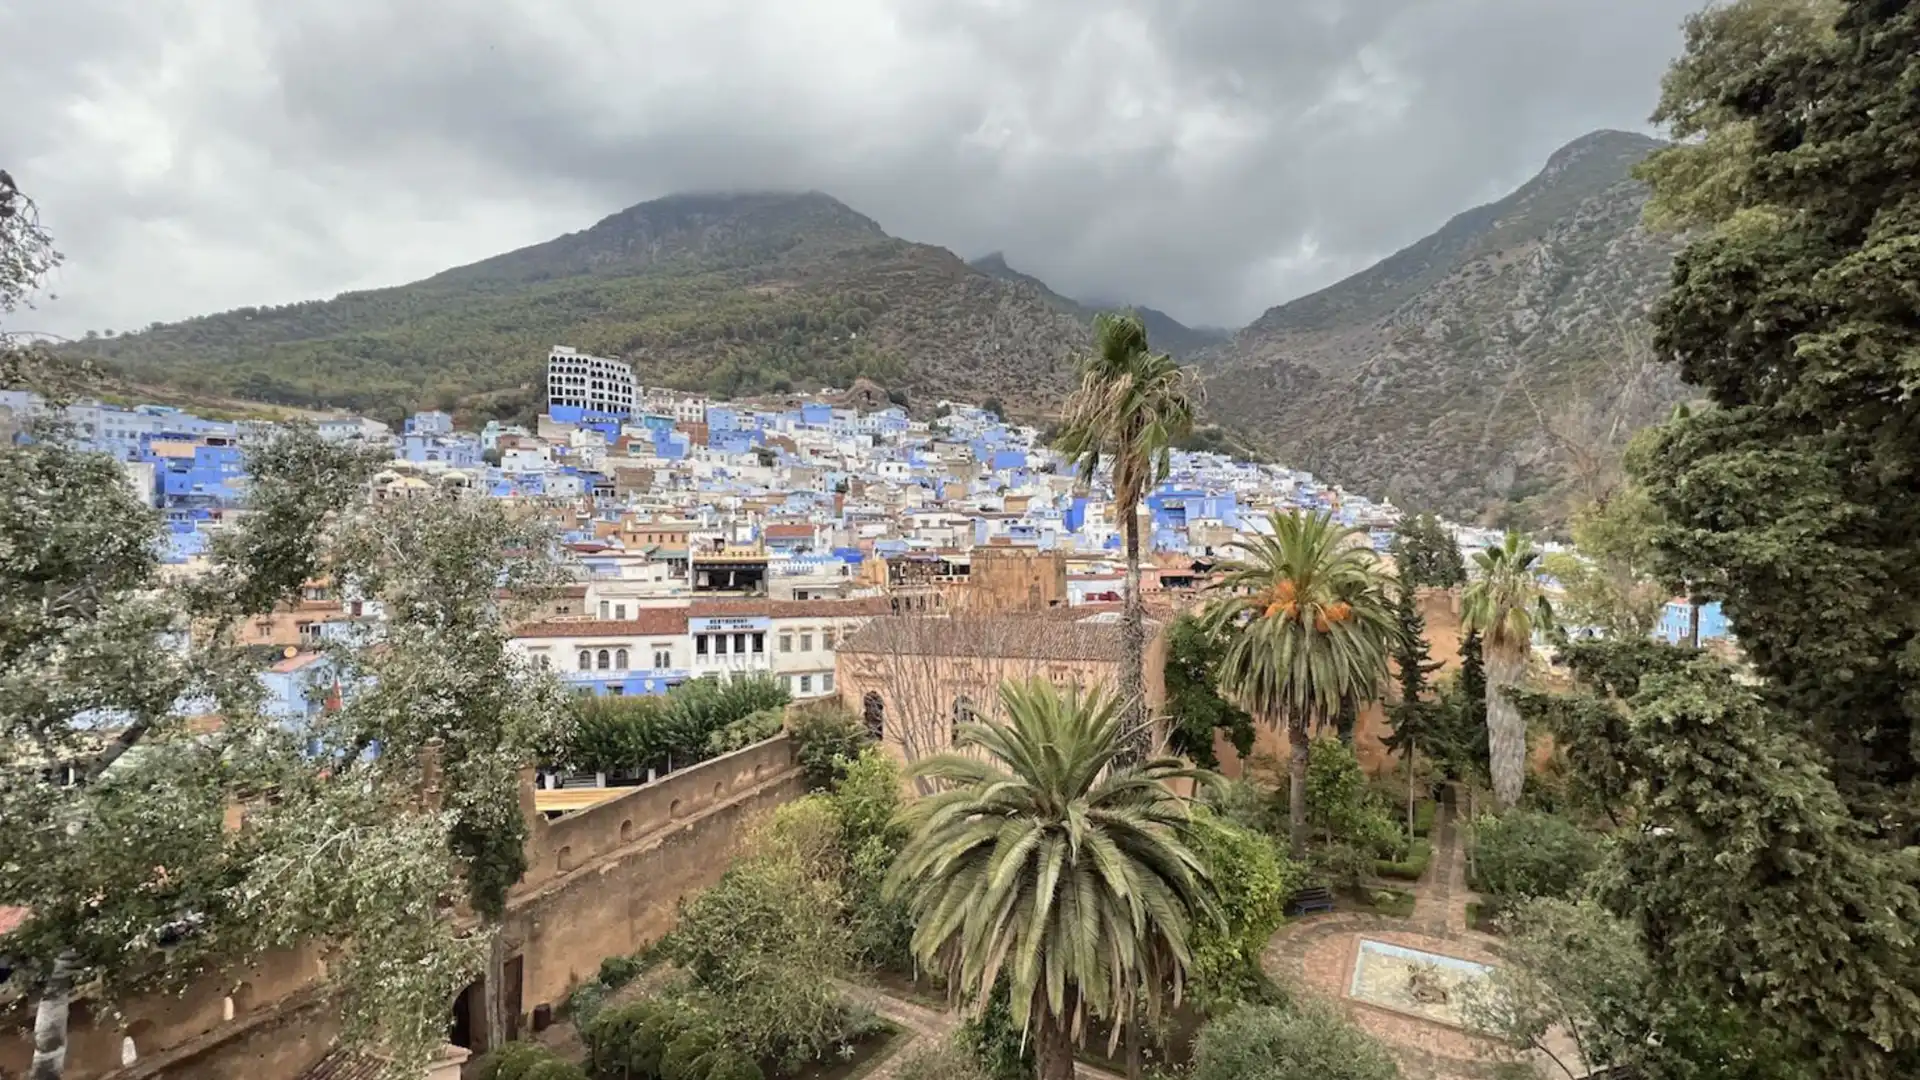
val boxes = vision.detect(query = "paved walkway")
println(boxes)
[1261,790,1516,1080]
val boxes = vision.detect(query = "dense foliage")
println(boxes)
[1466,810,1599,903]
[1162,615,1257,769]
[1191,1003,1401,1080]
[564,677,789,778]
[786,706,871,791]
[1183,810,1298,1013]
[1205,510,1397,855]
[885,680,1214,1080]
[1387,514,1464,590]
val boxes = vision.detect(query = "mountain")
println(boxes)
[76,192,1092,422]
[1199,130,1689,525]
[967,253,1228,358]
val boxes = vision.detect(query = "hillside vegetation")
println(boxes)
[74,192,1090,423]
[968,252,1228,358]
[1201,130,1691,526]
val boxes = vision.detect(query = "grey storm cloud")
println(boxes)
[2,0,1689,339]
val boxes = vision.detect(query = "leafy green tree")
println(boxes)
[1191,1003,1401,1080]
[1388,513,1465,590]
[1184,810,1298,1014]
[1467,810,1599,902]
[1055,312,1197,760]
[1520,645,1920,1077]
[1205,510,1397,855]
[1461,532,1555,809]
[1461,898,1808,1080]
[1383,581,1443,831]
[886,680,1214,1080]
[1161,615,1256,769]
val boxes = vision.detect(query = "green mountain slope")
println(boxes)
[967,253,1228,357]
[1201,130,1689,526]
[77,192,1090,422]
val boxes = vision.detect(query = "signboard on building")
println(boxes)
[690,615,773,634]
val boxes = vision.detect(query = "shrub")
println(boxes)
[956,980,1034,1080]
[1469,810,1600,900]
[475,1044,554,1080]
[891,1038,992,1080]
[706,707,787,756]
[1307,842,1378,894]
[1192,1003,1401,1080]
[702,1049,767,1080]
[1305,738,1407,858]
[789,707,869,790]
[1412,800,1437,838]
[522,1062,588,1080]
[661,1026,726,1080]
[1375,839,1432,881]
[1187,809,1299,1013]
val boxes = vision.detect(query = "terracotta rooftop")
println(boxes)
[838,614,1128,662]
[513,610,690,638]
[764,523,815,539]
[690,596,896,619]
[0,905,28,937]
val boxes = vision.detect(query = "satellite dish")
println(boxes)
[283,646,298,659]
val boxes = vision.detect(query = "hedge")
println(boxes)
[1375,838,1432,881]
[1412,800,1437,838]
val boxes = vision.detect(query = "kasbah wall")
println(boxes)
[1,736,806,1080]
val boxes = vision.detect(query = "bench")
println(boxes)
[1286,885,1336,917]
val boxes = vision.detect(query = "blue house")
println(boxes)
[1657,601,1730,644]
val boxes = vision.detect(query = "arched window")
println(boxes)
[862,692,885,740]
[577,650,592,671]
[951,695,975,744]
[597,649,611,670]
[615,648,629,671]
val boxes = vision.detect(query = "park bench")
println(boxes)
[1285,885,1336,916]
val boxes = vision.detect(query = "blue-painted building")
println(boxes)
[1657,600,1730,644]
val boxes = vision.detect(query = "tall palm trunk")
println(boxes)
[1486,651,1527,810]
[1287,712,1310,858]
[30,950,77,1080]
[1036,998,1079,1080]
[1119,506,1149,762]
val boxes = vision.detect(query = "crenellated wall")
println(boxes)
[0,735,805,1079]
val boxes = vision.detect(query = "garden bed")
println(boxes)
[855,968,950,1012]
[784,1025,903,1080]
[1338,886,1416,918]
[1374,838,1433,881]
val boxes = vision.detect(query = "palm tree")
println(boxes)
[1204,510,1396,856]
[1460,531,1555,810]
[1055,312,1197,759]
[885,679,1214,1080]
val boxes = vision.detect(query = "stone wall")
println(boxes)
[0,736,804,1079]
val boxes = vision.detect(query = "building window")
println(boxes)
[733,632,748,654]
[597,649,611,670]
[822,629,835,650]
[578,650,592,671]
[780,634,793,653]
[615,604,628,620]
[862,692,884,739]
[715,635,729,655]
[615,648,629,670]
[800,674,813,694]
[822,672,834,693]
[800,633,813,652]
[752,632,765,654]
[599,600,610,619]
[654,649,672,669]
[608,685,624,697]
[696,634,709,656]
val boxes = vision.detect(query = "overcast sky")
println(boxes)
[3,0,1690,337]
